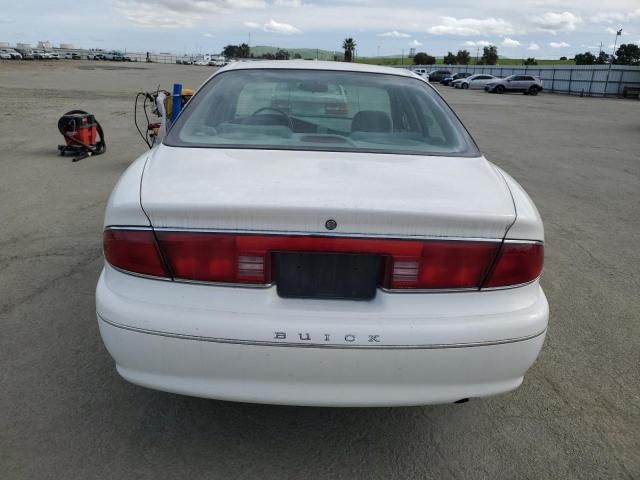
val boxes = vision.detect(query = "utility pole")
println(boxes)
[604,28,622,96]
[401,48,404,65]
[476,47,480,64]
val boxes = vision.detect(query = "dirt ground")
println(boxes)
[1,60,639,479]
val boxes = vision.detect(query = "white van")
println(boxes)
[411,67,429,80]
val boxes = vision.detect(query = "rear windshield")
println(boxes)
[165,69,479,157]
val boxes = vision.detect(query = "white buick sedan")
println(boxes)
[97,61,547,407]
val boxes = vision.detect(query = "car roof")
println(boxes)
[218,60,417,79]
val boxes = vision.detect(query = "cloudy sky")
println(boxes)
[3,0,640,58]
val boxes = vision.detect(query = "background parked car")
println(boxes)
[104,51,124,61]
[15,48,34,60]
[485,75,544,95]
[1,48,22,59]
[32,50,53,59]
[442,72,470,86]
[427,69,452,83]
[0,51,12,60]
[454,74,498,90]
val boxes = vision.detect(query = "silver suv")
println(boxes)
[485,75,543,95]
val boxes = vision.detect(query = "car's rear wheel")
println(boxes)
[528,86,539,96]
[496,85,505,94]
[461,83,469,89]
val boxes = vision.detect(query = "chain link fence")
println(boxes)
[408,64,640,97]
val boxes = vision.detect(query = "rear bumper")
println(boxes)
[96,265,548,406]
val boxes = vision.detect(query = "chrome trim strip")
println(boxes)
[381,286,479,294]
[503,239,544,245]
[103,226,544,245]
[150,226,505,243]
[480,277,540,291]
[104,225,153,231]
[381,277,539,294]
[108,264,173,282]
[98,314,546,350]
[171,278,275,289]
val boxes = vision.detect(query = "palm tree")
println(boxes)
[342,38,357,62]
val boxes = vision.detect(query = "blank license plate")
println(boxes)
[274,252,383,300]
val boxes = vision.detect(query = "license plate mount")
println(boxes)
[274,252,383,300]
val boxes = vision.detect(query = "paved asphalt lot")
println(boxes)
[1,61,638,479]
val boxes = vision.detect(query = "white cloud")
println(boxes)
[463,40,491,48]
[273,0,302,6]
[116,0,267,28]
[590,12,625,24]
[264,18,300,33]
[532,12,582,34]
[527,43,540,51]
[408,39,422,46]
[549,41,571,48]
[502,37,520,48]
[428,17,514,36]
[377,30,411,38]
[245,18,301,34]
[592,9,640,23]
[203,32,213,37]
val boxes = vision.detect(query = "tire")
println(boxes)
[496,85,505,94]
[461,83,469,89]
[528,86,539,96]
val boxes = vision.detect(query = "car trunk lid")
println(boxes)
[140,144,514,240]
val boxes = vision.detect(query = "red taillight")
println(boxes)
[483,242,544,288]
[155,233,269,284]
[155,233,502,289]
[103,230,169,278]
[104,229,543,290]
[389,241,500,289]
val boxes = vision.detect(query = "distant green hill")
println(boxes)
[249,45,340,60]
[246,46,575,65]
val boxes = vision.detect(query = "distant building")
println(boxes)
[37,40,52,50]
[16,43,32,49]
[60,43,74,49]
[0,41,9,48]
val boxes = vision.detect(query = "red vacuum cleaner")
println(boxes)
[57,110,106,162]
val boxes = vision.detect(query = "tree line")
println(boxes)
[574,44,640,65]
[413,46,498,65]
[222,43,302,60]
